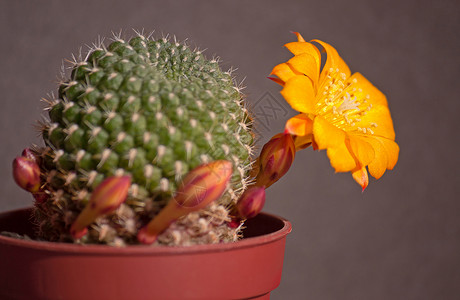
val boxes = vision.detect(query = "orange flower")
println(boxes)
[270,32,399,190]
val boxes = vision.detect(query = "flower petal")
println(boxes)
[355,104,396,140]
[285,114,313,136]
[285,41,321,56]
[352,165,369,191]
[348,135,375,167]
[312,115,346,149]
[287,53,320,87]
[293,135,312,150]
[365,137,388,179]
[348,73,388,107]
[376,136,399,170]
[267,76,285,86]
[326,142,357,172]
[284,42,322,77]
[292,31,306,42]
[281,75,316,113]
[342,73,395,139]
[270,63,297,84]
[311,39,351,82]
[363,136,399,179]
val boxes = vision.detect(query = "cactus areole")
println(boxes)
[23,32,255,246]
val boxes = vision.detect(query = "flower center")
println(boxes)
[315,68,377,135]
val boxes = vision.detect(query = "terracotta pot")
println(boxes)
[0,208,291,300]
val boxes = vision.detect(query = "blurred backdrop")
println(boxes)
[1,0,459,299]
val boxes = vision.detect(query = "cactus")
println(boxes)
[21,32,255,246]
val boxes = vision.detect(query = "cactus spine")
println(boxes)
[31,31,254,246]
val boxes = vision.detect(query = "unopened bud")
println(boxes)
[175,160,233,209]
[21,148,39,164]
[12,157,41,193]
[255,133,295,188]
[237,186,266,219]
[138,160,233,244]
[70,175,131,239]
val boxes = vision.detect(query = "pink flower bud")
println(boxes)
[12,157,41,193]
[21,148,39,164]
[255,133,295,188]
[236,186,266,219]
[70,175,131,239]
[138,160,233,245]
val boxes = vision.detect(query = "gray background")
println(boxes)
[1,0,459,299]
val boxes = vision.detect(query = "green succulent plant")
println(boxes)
[27,32,255,246]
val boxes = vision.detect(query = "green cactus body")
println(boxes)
[34,33,254,246]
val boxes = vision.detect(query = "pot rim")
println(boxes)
[0,207,292,256]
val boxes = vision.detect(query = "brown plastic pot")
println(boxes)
[0,208,291,300]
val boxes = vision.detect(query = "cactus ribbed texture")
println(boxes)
[33,32,254,246]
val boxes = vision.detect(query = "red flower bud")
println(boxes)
[138,160,233,245]
[12,157,41,193]
[21,148,39,164]
[70,175,131,239]
[255,133,295,188]
[236,186,266,219]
